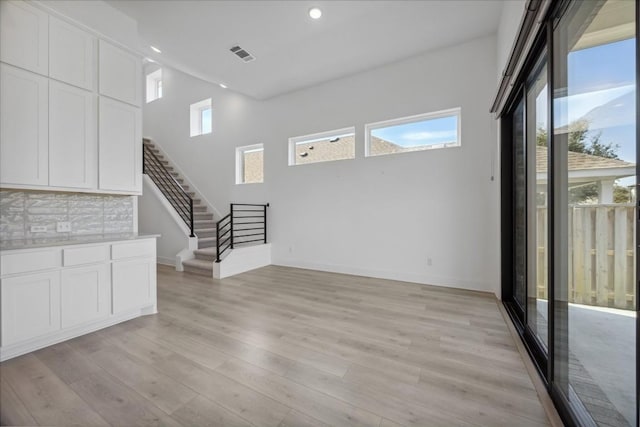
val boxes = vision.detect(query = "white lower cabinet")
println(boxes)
[112,258,155,314]
[0,237,157,360]
[61,264,110,328]
[1,271,61,346]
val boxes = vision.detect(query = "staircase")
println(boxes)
[142,139,216,249]
[143,139,271,279]
[182,247,217,276]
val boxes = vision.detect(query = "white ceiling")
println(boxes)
[107,0,503,100]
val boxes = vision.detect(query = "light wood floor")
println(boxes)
[1,265,551,427]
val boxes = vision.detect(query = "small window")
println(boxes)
[288,127,355,166]
[190,98,212,137]
[236,144,264,184]
[146,69,162,103]
[365,108,461,157]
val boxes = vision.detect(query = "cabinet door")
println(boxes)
[49,81,97,189]
[99,40,141,106]
[61,264,110,329]
[1,271,61,346]
[111,259,155,314]
[49,16,95,91]
[98,97,142,193]
[0,1,48,75]
[0,64,49,186]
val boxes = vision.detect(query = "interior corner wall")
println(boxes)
[143,35,500,295]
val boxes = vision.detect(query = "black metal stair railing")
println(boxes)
[142,142,195,237]
[216,203,269,262]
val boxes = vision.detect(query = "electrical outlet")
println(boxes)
[30,225,47,233]
[427,258,433,266]
[56,221,71,232]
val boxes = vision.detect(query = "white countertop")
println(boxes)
[0,233,160,252]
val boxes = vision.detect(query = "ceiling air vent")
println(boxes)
[230,45,255,63]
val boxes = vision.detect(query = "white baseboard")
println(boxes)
[156,256,175,266]
[272,257,496,296]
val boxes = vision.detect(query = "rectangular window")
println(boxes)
[189,98,212,137]
[288,127,355,166]
[236,144,264,184]
[365,108,461,157]
[145,69,162,103]
[200,107,212,134]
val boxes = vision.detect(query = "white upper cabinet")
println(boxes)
[0,1,48,75]
[49,81,97,189]
[99,97,142,193]
[0,64,49,186]
[49,16,96,91]
[0,4,142,194]
[99,40,141,106]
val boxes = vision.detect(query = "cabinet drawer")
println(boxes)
[111,240,155,260]
[1,249,61,276]
[63,245,108,267]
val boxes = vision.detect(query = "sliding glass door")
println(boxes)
[527,55,549,350]
[553,1,636,425]
[503,1,638,426]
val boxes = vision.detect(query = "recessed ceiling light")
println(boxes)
[308,7,322,19]
[219,83,228,89]
[150,46,162,53]
[145,58,156,63]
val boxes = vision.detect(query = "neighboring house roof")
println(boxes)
[293,134,441,165]
[535,145,635,184]
[295,135,355,164]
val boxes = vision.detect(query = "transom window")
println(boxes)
[365,108,461,157]
[189,98,212,137]
[236,144,264,184]
[288,127,355,166]
[145,69,162,103]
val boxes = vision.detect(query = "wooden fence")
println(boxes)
[536,205,636,310]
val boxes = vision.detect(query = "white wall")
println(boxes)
[496,0,527,80]
[138,178,191,265]
[143,35,501,295]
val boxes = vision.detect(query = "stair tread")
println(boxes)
[198,236,216,242]
[194,248,216,255]
[183,258,213,268]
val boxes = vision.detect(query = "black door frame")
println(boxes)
[500,1,640,426]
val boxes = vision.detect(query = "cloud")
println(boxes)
[400,130,457,141]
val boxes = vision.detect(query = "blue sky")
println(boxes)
[565,38,635,164]
[371,115,458,147]
[533,38,635,170]
[202,108,212,134]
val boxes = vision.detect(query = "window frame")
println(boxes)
[236,143,264,185]
[145,69,162,103]
[364,107,462,157]
[189,98,212,137]
[288,126,356,166]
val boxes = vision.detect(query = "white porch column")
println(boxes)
[598,179,614,204]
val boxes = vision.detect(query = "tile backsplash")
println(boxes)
[0,190,135,240]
